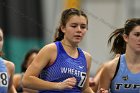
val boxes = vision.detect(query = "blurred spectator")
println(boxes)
[13,49,39,93]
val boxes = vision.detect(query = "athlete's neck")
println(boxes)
[61,41,78,48]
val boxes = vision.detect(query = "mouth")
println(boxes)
[136,44,140,48]
[74,35,82,38]
[137,44,140,46]
[74,36,82,40]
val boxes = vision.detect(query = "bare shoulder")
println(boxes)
[102,57,119,78]
[104,57,119,68]
[40,43,57,57]
[36,42,57,66]
[83,51,92,60]
[3,60,15,72]
[40,43,57,53]
[45,42,56,48]
[82,51,92,68]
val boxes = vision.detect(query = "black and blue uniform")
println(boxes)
[110,54,140,93]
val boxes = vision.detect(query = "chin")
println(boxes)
[74,40,81,44]
[74,38,82,42]
[135,50,140,54]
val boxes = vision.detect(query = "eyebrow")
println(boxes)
[133,31,140,33]
[71,23,86,25]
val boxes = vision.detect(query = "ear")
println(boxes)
[123,34,128,43]
[61,26,66,33]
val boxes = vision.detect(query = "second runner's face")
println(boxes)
[124,26,140,52]
[62,15,87,44]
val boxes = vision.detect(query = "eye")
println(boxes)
[71,25,77,28]
[80,25,87,29]
[134,32,140,37]
[71,23,78,28]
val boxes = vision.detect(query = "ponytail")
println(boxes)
[108,28,126,55]
[54,27,64,42]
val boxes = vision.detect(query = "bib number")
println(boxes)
[0,72,8,87]
[78,72,86,87]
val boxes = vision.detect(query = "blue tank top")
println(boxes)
[110,54,140,93]
[0,57,8,93]
[39,41,87,93]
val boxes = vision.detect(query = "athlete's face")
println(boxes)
[0,29,4,51]
[62,15,87,44]
[123,26,140,53]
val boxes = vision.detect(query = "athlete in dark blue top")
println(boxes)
[99,18,140,93]
[22,8,94,93]
[39,41,87,93]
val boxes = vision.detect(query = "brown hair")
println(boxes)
[54,8,88,42]
[21,49,39,72]
[108,18,140,55]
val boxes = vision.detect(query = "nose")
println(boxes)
[76,26,82,32]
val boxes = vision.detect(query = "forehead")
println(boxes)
[132,26,140,32]
[67,15,87,24]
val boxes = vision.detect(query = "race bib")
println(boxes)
[0,72,8,87]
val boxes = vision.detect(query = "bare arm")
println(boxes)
[91,55,120,92]
[22,44,59,90]
[22,43,77,90]
[99,64,112,90]
[9,85,17,93]
[82,52,94,93]
[98,57,119,92]
[90,63,105,92]
[13,74,21,91]
[5,61,17,93]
